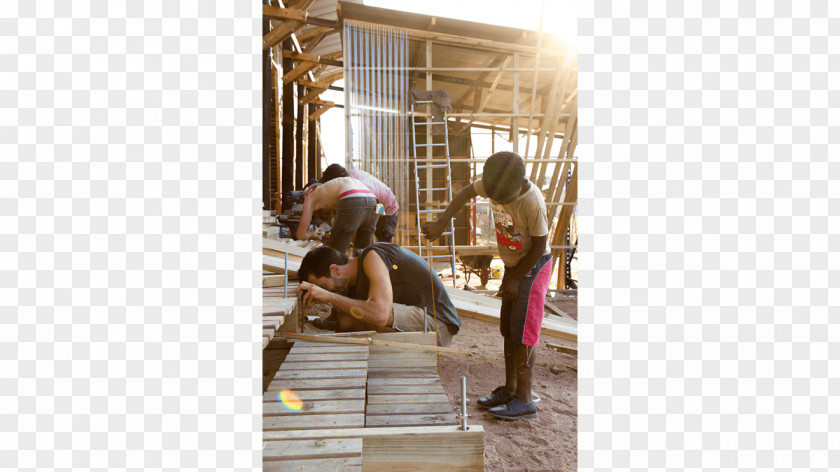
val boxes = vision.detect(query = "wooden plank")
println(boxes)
[368,351,436,361]
[278,360,368,371]
[263,274,288,287]
[366,402,452,416]
[263,254,301,275]
[265,457,360,471]
[369,332,437,346]
[283,352,369,362]
[544,300,572,319]
[263,297,297,316]
[263,286,300,297]
[365,413,456,427]
[443,285,502,308]
[366,394,449,405]
[274,368,367,380]
[366,369,439,379]
[264,388,365,402]
[281,333,471,355]
[263,425,484,472]
[367,385,447,395]
[264,399,365,416]
[266,377,367,391]
[367,376,442,386]
[264,413,364,431]
[263,457,362,472]
[545,342,577,355]
[286,345,369,355]
[368,359,436,369]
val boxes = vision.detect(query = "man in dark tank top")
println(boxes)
[295,243,461,347]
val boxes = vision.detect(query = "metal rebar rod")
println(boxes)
[460,376,467,431]
[283,251,288,298]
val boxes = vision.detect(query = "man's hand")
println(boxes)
[421,220,445,241]
[500,274,521,301]
[295,281,331,308]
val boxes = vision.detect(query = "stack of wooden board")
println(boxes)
[262,238,316,277]
[262,332,484,471]
[263,340,370,470]
[262,297,296,349]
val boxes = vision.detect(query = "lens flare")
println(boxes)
[279,389,303,411]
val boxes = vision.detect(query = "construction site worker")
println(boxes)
[422,151,551,420]
[295,176,379,254]
[295,243,461,347]
[320,164,400,243]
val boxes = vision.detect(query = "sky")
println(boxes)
[317,0,577,165]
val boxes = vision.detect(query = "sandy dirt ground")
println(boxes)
[304,295,578,472]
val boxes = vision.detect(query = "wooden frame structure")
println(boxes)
[263,1,577,282]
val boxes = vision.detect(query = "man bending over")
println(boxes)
[295,243,461,347]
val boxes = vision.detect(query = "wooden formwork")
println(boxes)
[262,332,484,471]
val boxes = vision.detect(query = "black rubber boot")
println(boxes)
[515,344,536,404]
[488,344,538,420]
[487,397,537,420]
[477,385,514,409]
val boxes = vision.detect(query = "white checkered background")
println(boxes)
[1,1,262,470]
[578,1,839,471]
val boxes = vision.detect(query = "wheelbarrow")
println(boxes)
[459,254,494,288]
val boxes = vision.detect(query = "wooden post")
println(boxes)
[424,39,433,206]
[281,39,295,211]
[307,102,318,181]
[511,52,519,154]
[295,83,305,189]
[262,12,272,211]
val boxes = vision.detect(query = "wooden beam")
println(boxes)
[307,102,318,180]
[534,69,566,187]
[295,26,330,43]
[308,99,334,107]
[511,52,519,153]
[264,21,304,51]
[298,71,343,89]
[282,61,317,84]
[475,56,512,114]
[283,50,343,67]
[295,83,305,188]
[263,5,339,29]
[545,342,577,355]
[263,5,308,22]
[281,39,295,211]
[299,87,326,105]
[307,103,333,121]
